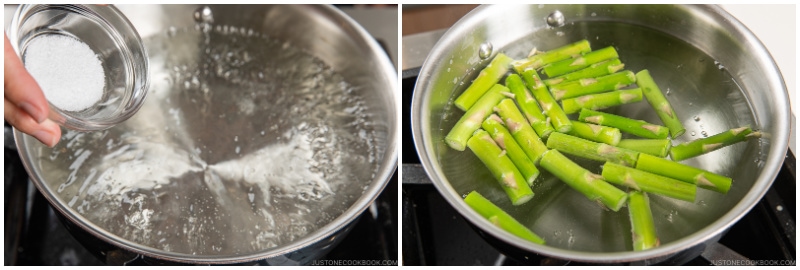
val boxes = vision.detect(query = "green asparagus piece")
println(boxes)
[636,70,685,138]
[549,71,637,101]
[546,132,639,167]
[601,162,697,202]
[511,39,591,73]
[539,149,628,211]
[636,153,732,194]
[669,126,761,161]
[454,53,514,111]
[561,88,643,114]
[483,114,541,185]
[566,121,622,146]
[617,139,671,158]
[544,59,625,86]
[464,191,546,244]
[467,129,535,205]
[579,109,669,139]
[494,99,549,164]
[628,191,660,251]
[520,69,572,133]
[505,74,555,139]
[445,84,507,151]
[543,46,619,77]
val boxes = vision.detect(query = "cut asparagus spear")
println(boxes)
[636,70,685,138]
[579,108,669,139]
[511,39,591,73]
[494,99,549,164]
[464,191,546,244]
[540,149,628,211]
[549,71,636,101]
[566,121,622,146]
[636,153,732,194]
[561,88,643,114]
[617,139,671,158]
[669,126,761,161]
[543,46,619,77]
[544,59,625,86]
[483,114,541,185]
[445,84,506,151]
[454,53,513,111]
[506,74,555,139]
[628,191,660,251]
[467,129,535,205]
[520,69,572,133]
[601,162,697,202]
[546,132,639,167]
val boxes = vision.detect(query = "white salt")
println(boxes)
[24,35,105,112]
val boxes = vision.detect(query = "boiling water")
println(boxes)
[37,24,381,255]
[438,21,760,252]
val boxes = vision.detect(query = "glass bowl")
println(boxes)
[7,4,149,131]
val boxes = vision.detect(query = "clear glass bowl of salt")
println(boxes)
[8,4,149,131]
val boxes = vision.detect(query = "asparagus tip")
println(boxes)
[570,57,587,67]
[502,172,518,189]
[641,124,663,134]
[525,90,535,102]
[548,78,565,85]
[541,101,553,111]
[623,174,641,191]
[488,113,504,124]
[731,126,750,136]
[586,173,603,183]
[579,78,598,86]
[505,118,523,133]
[746,131,762,138]
[498,149,507,158]
[659,103,675,118]
[702,143,724,153]
[584,115,602,124]
[597,144,619,155]
[621,93,638,103]
[609,63,625,73]
[695,174,717,189]
[552,90,566,101]
[588,123,602,136]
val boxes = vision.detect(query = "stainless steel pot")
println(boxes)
[13,4,397,265]
[411,4,790,264]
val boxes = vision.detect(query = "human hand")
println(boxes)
[4,33,61,147]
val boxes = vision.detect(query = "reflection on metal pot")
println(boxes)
[34,21,383,256]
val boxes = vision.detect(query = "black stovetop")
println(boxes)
[401,75,796,266]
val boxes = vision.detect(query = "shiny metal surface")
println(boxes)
[401,29,447,78]
[411,4,790,263]
[14,4,397,264]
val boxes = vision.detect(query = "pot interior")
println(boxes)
[415,4,788,261]
[15,4,396,262]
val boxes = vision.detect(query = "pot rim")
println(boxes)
[411,4,790,263]
[13,4,398,265]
